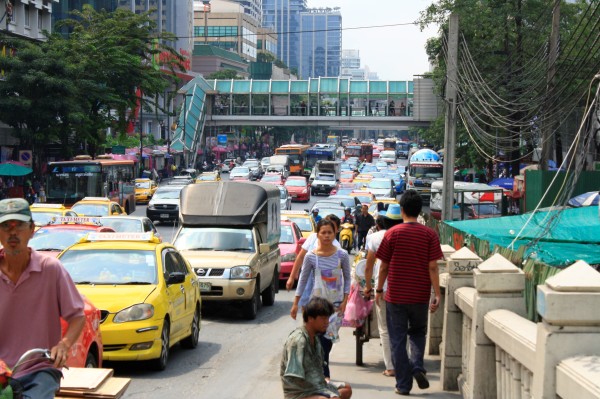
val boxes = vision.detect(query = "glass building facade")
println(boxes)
[299,8,341,79]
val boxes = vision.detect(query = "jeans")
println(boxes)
[318,334,333,378]
[16,368,62,399]
[357,231,369,250]
[386,302,429,393]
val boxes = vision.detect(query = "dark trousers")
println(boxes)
[318,334,334,378]
[16,368,62,399]
[386,302,428,393]
[357,230,369,250]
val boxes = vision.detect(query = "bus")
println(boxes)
[383,138,397,152]
[46,156,137,214]
[344,143,373,163]
[274,144,310,175]
[304,146,337,176]
[326,135,340,146]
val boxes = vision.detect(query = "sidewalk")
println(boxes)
[328,327,462,398]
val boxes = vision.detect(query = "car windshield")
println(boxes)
[410,166,443,179]
[317,207,345,219]
[243,161,258,168]
[285,179,306,187]
[286,216,312,232]
[352,195,373,204]
[329,197,355,208]
[279,225,295,244]
[31,211,62,226]
[233,167,249,174]
[368,180,390,189]
[153,189,181,199]
[60,249,157,285]
[316,174,335,181]
[100,218,142,232]
[135,181,152,189]
[174,227,255,252]
[71,204,109,217]
[263,175,281,182]
[197,175,217,181]
[30,228,94,251]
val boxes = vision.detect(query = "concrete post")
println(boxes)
[440,247,481,391]
[459,254,526,399]
[532,260,600,399]
[428,244,456,355]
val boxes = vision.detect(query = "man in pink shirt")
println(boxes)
[0,198,85,398]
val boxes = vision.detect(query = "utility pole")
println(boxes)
[203,1,211,44]
[541,0,560,171]
[441,13,459,221]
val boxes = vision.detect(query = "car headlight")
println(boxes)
[281,252,296,262]
[230,265,252,279]
[113,304,154,323]
[147,204,155,210]
[302,189,307,194]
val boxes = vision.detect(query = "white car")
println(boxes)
[230,166,252,180]
[278,186,292,211]
[221,159,236,173]
[366,178,395,198]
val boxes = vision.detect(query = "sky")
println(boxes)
[306,0,440,80]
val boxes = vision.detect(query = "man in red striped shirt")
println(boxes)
[375,190,443,396]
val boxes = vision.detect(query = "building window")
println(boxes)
[24,4,30,27]
[38,13,43,30]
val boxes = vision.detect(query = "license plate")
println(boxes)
[160,213,170,218]
[291,194,297,197]
[199,282,212,292]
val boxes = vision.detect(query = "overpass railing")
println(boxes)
[431,248,600,398]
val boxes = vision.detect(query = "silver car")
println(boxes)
[278,186,292,210]
[230,166,252,180]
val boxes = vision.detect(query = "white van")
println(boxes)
[380,150,397,164]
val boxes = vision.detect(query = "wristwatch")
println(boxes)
[376,289,384,293]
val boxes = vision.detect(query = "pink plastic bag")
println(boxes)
[343,283,373,327]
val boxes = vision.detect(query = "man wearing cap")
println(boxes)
[311,208,322,224]
[375,190,442,396]
[0,198,85,398]
[354,204,375,250]
[363,204,403,378]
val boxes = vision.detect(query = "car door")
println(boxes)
[171,251,198,330]
[162,250,186,339]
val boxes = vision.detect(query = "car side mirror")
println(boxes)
[296,237,307,254]
[167,272,185,285]
[259,243,270,254]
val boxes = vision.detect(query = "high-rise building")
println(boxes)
[298,7,341,78]
[228,0,263,26]
[341,48,379,80]
[261,0,306,73]
[4,0,59,40]
[53,0,194,59]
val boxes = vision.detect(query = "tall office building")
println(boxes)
[53,0,194,59]
[299,7,341,78]
[229,0,263,26]
[261,0,306,73]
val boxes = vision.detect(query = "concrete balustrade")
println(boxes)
[440,247,481,390]
[455,253,527,399]
[428,244,456,356]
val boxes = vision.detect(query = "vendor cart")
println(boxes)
[352,257,380,366]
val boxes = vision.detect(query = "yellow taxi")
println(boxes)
[71,197,126,217]
[194,172,221,183]
[349,190,376,205]
[368,198,398,215]
[352,174,374,186]
[281,210,316,238]
[30,203,78,230]
[135,178,158,203]
[57,232,201,370]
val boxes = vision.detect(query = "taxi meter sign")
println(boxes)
[19,150,32,166]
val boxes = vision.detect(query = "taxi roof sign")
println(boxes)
[50,216,101,225]
[281,210,309,215]
[31,203,65,209]
[81,197,111,202]
[85,232,159,243]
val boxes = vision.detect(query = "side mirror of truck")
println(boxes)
[259,243,271,254]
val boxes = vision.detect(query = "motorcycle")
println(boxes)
[339,222,355,254]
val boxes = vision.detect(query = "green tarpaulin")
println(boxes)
[446,206,600,267]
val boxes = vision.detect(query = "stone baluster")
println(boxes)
[459,253,526,399]
[440,247,481,391]
[428,244,456,355]
[532,260,600,399]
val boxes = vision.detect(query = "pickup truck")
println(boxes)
[311,172,338,196]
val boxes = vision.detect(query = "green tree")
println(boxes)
[207,69,242,79]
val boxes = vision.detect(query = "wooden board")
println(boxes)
[58,377,131,398]
[60,368,114,391]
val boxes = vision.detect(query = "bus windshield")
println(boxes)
[46,168,103,203]
[410,165,443,179]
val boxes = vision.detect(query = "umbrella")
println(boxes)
[489,178,514,191]
[0,162,33,176]
[567,191,600,207]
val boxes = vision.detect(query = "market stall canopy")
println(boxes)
[567,191,600,207]
[0,162,33,176]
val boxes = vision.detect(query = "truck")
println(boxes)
[173,181,281,320]
[406,149,443,200]
[309,160,341,185]
[429,181,503,220]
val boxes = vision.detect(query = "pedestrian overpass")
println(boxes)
[170,76,438,158]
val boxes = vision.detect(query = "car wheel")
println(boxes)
[85,351,98,368]
[243,280,261,320]
[261,270,277,306]
[181,305,201,349]
[151,319,170,371]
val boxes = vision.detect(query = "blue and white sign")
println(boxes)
[19,150,32,166]
[217,134,228,145]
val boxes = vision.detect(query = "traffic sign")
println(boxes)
[112,145,126,154]
[19,150,32,166]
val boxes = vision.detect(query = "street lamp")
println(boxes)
[202,1,211,44]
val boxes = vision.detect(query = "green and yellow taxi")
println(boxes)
[194,172,221,183]
[368,198,398,216]
[30,203,78,231]
[281,210,317,238]
[57,232,201,370]
[135,178,158,203]
[71,197,126,217]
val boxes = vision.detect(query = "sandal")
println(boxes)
[383,370,395,377]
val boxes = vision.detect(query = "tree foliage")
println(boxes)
[0,5,186,160]
[206,69,242,80]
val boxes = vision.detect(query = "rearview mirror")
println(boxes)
[259,243,271,254]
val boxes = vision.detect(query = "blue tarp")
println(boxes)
[446,206,600,267]
[567,191,600,207]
